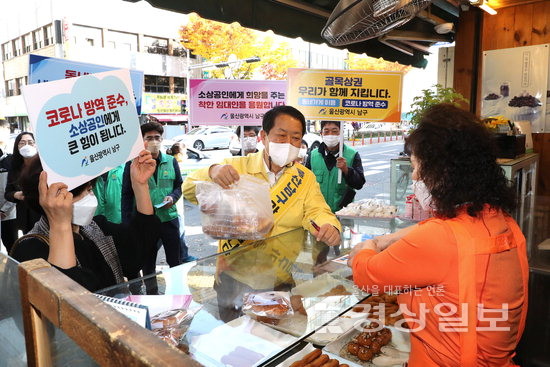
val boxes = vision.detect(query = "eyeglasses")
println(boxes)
[18,140,35,147]
[144,135,162,142]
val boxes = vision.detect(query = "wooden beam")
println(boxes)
[453,6,483,113]
[19,259,200,367]
[533,133,550,196]
[18,259,54,367]
[531,1,550,45]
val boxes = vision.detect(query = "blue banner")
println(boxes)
[28,54,144,114]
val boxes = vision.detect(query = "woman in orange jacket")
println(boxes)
[350,104,528,366]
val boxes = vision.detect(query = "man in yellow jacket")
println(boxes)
[183,105,341,321]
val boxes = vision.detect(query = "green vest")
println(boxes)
[310,145,357,212]
[93,164,124,224]
[150,153,179,222]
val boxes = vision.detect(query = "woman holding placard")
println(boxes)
[10,150,161,291]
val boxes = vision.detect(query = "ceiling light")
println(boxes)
[469,0,497,15]
[478,3,497,14]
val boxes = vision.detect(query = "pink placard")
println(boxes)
[189,79,287,125]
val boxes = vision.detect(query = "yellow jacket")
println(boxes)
[183,150,341,288]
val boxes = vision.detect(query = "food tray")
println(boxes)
[291,273,356,298]
[337,215,397,221]
[190,315,297,367]
[278,343,352,367]
[323,324,410,367]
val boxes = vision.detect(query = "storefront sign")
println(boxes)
[142,93,186,114]
[287,68,403,122]
[28,54,144,114]
[22,69,143,190]
[189,79,286,125]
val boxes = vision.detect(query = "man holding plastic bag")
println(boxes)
[184,105,341,321]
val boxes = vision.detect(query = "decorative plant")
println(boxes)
[408,84,469,128]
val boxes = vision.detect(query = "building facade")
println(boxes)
[0,0,198,131]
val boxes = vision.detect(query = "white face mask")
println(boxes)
[146,141,161,155]
[72,193,98,226]
[241,137,258,152]
[268,142,300,167]
[298,148,308,158]
[322,135,340,148]
[19,145,37,158]
[412,180,433,211]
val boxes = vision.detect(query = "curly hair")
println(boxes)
[404,103,515,218]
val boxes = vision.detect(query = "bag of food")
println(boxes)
[196,174,274,240]
[242,291,294,325]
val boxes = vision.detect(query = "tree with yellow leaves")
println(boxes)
[179,14,297,80]
[347,52,412,74]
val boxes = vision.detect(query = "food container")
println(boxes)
[291,273,356,298]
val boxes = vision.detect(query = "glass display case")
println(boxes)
[0,253,27,367]
[96,227,370,367]
[389,153,539,252]
[338,216,418,247]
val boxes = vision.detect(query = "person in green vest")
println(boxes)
[122,122,193,293]
[305,120,365,257]
[93,164,125,224]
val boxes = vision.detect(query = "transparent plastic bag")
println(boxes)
[196,174,274,240]
[242,291,294,324]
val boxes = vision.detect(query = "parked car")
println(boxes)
[173,126,234,151]
[161,139,218,178]
[303,132,322,151]
[229,131,322,155]
[179,147,219,178]
[229,134,264,156]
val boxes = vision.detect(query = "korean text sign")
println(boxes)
[287,68,403,122]
[22,69,144,190]
[28,54,144,114]
[189,79,286,125]
[142,93,186,114]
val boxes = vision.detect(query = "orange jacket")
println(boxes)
[352,208,528,366]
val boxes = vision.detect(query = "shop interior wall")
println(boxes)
[454,0,550,197]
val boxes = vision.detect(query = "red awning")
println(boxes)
[148,114,188,122]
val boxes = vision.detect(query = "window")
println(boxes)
[144,75,169,93]
[73,24,102,48]
[23,33,32,53]
[2,42,12,60]
[44,24,53,46]
[15,77,26,95]
[5,80,15,97]
[120,42,132,51]
[106,30,137,52]
[174,77,186,94]
[13,38,22,57]
[33,28,44,49]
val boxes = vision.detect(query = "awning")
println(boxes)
[125,0,459,68]
[148,114,188,122]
